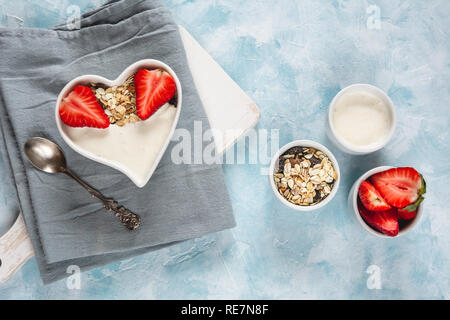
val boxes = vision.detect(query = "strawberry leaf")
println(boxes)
[419,175,427,196]
[401,196,424,212]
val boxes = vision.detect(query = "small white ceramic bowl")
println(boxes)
[327,84,396,155]
[269,140,340,211]
[55,59,182,188]
[348,166,424,238]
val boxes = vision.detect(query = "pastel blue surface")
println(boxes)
[0,0,449,299]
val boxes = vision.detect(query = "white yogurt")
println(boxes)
[64,103,177,179]
[332,91,392,147]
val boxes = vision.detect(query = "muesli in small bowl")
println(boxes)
[269,140,340,211]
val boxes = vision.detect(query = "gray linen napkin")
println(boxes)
[0,0,235,284]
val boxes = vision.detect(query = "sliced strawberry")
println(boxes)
[59,86,109,129]
[134,68,176,120]
[371,167,426,208]
[358,180,392,211]
[398,196,424,220]
[358,200,399,236]
[398,208,417,220]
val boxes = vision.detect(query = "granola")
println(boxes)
[89,74,140,127]
[273,146,338,206]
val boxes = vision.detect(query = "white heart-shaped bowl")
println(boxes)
[55,59,182,188]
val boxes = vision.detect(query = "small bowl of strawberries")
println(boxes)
[349,166,426,238]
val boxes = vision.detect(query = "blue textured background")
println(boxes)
[0,0,449,299]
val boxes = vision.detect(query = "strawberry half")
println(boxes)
[358,200,399,236]
[398,208,417,220]
[358,180,392,211]
[134,68,176,120]
[398,196,424,220]
[371,167,426,208]
[59,86,109,129]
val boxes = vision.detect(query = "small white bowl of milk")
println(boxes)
[327,84,396,155]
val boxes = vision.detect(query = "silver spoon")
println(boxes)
[23,137,141,231]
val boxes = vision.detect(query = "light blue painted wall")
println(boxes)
[0,0,449,299]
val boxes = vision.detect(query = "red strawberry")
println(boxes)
[398,208,417,220]
[398,196,424,220]
[358,200,399,236]
[134,68,176,120]
[59,86,109,129]
[371,167,426,208]
[358,180,392,211]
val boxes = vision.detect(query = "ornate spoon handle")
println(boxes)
[63,168,141,230]
[102,198,141,231]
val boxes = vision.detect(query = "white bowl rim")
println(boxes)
[269,140,341,211]
[351,165,424,238]
[55,59,182,188]
[328,83,397,154]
